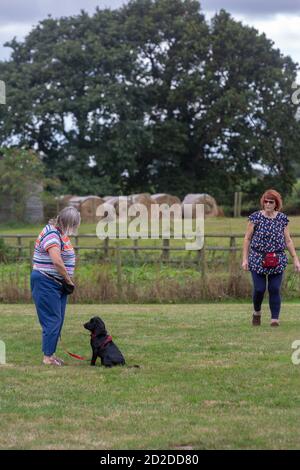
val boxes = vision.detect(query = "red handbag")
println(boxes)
[262,252,279,268]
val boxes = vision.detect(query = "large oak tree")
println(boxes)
[0,0,299,203]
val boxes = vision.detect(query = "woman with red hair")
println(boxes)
[242,189,300,326]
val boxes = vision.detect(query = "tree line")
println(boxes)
[0,0,299,206]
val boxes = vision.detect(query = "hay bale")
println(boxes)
[182,193,219,218]
[150,194,181,221]
[55,194,75,211]
[69,195,104,223]
[130,193,153,212]
[130,193,152,206]
[129,193,154,220]
[98,198,116,222]
[151,193,181,206]
[104,196,132,218]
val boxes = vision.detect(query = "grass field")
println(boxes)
[0,215,299,235]
[1,215,300,250]
[1,303,300,450]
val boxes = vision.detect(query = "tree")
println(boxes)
[0,148,45,220]
[202,10,300,201]
[0,1,299,204]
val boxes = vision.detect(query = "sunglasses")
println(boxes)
[264,199,276,204]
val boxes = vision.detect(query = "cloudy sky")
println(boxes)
[0,0,300,74]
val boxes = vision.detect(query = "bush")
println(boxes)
[284,180,300,215]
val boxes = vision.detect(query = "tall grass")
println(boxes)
[0,260,299,303]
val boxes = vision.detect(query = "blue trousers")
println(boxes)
[30,270,68,356]
[251,271,283,320]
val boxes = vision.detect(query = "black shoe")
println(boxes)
[252,313,261,326]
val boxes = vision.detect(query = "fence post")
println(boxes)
[234,192,242,217]
[200,243,206,281]
[74,236,79,257]
[29,241,34,277]
[104,237,109,259]
[29,240,34,259]
[133,238,139,261]
[238,192,242,217]
[162,238,170,262]
[116,246,122,299]
[229,236,237,268]
[17,236,22,260]
[234,192,237,217]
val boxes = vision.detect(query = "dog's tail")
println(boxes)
[127,365,140,368]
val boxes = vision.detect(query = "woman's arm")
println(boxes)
[242,222,254,270]
[284,227,300,272]
[48,247,74,284]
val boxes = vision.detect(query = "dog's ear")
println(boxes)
[94,317,107,335]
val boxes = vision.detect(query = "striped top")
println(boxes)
[32,224,76,279]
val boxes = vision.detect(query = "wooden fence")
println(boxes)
[1,233,300,263]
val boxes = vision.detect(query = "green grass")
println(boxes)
[1,215,300,236]
[1,303,300,449]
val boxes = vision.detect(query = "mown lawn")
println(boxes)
[1,303,300,449]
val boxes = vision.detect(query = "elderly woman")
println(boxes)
[242,189,300,327]
[30,206,81,365]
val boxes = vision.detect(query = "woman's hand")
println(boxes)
[293,258,300,273]
[65,277,75,287]
[242,259,249,271]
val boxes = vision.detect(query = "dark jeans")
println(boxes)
[251,271,283,320]
[31,270,68,355]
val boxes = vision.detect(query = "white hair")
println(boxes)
[49,206,81,236]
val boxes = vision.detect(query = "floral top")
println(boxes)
[248,211,289,274]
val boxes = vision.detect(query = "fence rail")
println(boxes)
[1,233,300,262]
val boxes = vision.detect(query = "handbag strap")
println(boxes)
[251,248,283,255]
[39,225,64,251]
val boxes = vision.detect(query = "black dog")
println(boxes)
[84,316,125,367]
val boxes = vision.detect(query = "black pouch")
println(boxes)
[43,272,75,295]
[61,280,75,295]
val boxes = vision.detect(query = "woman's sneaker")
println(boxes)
[42,357,62,366]
[252,312,261,326]
[270,320,280,327]
[52,356,65,365]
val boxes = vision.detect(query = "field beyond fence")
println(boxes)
[1,217,300,303]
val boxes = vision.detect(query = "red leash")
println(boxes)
[59,337,86,361]
[59,335,113,361]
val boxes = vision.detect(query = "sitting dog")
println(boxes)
[83,316,125,367]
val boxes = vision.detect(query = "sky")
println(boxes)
[0,0,300,78]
